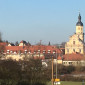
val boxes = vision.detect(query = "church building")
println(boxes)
[65,13,85,54]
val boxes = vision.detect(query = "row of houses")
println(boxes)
[0,40,85,66]
[0,41,62,60]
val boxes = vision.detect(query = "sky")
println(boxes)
[0,0,85,45]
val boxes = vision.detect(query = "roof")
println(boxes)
[2,44,62,54]
[20,40,27,43]
[57,56,62,60]
[63,53,84,61]
[76,13,83,26]
[0,42,7,46]
[76,22,83,26]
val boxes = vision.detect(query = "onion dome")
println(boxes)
[76,13,83,26]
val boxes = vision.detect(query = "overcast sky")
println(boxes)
[0,0,85,44]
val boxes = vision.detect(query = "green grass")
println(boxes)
[47,81,83,85]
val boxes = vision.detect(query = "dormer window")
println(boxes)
[24,50,27,53]
[14,51,16,54]
[29,50,31,53]
[37,50,40,53]
[73,41,75,45]
[48,50,51,53]
[7,50,9,53]
[34,50,36,53]
[7,50,9,51]
[7,51,9,53]
[43,50,46,53]
[53,50,56,54]
[10,51,13,53]
[38,50,40,51]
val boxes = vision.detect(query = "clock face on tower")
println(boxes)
[78,27,80,30]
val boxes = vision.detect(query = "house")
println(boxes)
[0,41,62,61]
[63,52,85,66]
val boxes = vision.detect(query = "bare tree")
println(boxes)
[0,32,2,42]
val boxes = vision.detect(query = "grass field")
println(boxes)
[47,81,83,85]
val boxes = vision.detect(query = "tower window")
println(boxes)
[73,49,75,52]
[73,41,75,45]
[67,49,69,53]
[78,28,80,30]
[79,49,81,52]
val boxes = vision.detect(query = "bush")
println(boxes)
[34,82,46,85]
[60,74,85,82]
[57,65,75,74]
[17,81,30,85]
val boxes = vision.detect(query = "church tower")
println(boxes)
[76,13,84,41]
[65,13,85,54]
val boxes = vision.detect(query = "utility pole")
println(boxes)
[56,53,57,79]
[52,56,54,85]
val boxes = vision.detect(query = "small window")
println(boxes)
[73,41,75,45]
[10,51,13,53]
[69,62,72,65]
[73,49,75,52]
[79,49,81,52]
[43,50,46,53]
[78,28,80,30]
[63,62,65,64]
[67,49,69,53]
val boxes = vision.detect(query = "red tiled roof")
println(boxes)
[0,42,7,46]
[0,42,62,54]
[20,40,27,43]
[63,53,84,61]
[57,56,62,60]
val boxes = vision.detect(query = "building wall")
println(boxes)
[65,25,84,54]
[4,53,45,61]
[63,60,85,66]
[53,59,62,64]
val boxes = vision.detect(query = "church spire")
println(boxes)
[76,13,83,26]
[78,13,81,22]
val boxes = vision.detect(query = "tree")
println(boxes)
[61,42,66,48]
[0,32,2,42]
[48,41,51,46]
[15,41,19,46]
[27,41,31,46]
[0,59,21,85]
[21,58,47,85]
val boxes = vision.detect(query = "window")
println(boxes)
[43,50,46,53]
[73,49,75,52]
[34,50,36,53]
[10,51,13,53]
[79,49,81,52]
[63,62,65,64]
[69,62,72,65]
[48,50,51,53]
[29,50,31,53]
[73,41,75,45]
[24,50,27,53]
[67,49,69,53]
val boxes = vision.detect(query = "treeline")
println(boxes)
[0,59,51,85]
[57,64,85,81]
[0,59,85,85]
